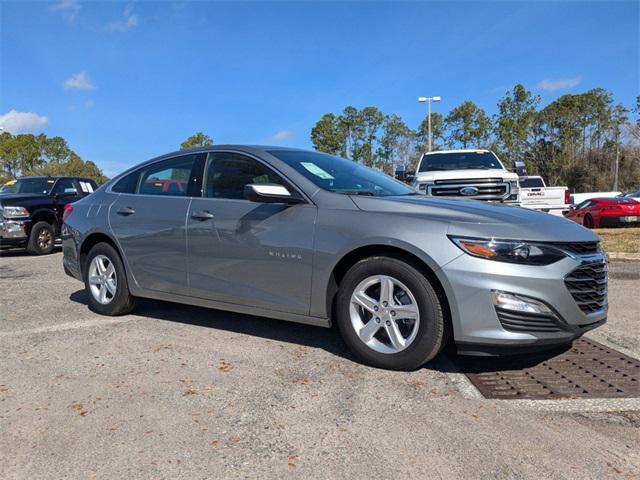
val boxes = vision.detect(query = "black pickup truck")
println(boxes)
[0,176,98,255]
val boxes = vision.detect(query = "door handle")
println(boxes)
[191,210,214,220]
[116,207,135,216]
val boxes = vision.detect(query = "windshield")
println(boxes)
[267,150,416,197]
[0,178,54,195]
[519,177,544,188]
[419,151,503,172]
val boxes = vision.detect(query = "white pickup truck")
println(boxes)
[408,149,520,204]
[518,176,570,216]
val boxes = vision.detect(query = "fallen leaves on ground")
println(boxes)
[218,360,233,372]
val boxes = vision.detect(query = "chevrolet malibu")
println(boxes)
[62,146,608,370]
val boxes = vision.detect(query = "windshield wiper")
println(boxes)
[335,190,377,196]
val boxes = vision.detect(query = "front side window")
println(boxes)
[52,178,77,195]
[268,149,415,197]
[137,155,196,197]
[205,153,284,199]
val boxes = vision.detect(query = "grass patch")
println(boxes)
[594,227,640,253]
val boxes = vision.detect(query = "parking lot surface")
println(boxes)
[1,250,639,479]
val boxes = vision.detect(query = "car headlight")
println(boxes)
[508,180,519,192]
[1,206,30,219]
[448,236,566,265]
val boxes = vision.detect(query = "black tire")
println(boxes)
[26,221,55,255]
[84,242,136,316]
[583,214,594,229]
[336,256,446,371]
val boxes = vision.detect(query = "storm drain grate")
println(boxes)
[460,338,640,400]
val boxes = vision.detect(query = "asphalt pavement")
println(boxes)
[1,249,639,479]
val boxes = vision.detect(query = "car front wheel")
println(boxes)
[336,256,446,371]
[26,221,55,255]
[84,242,136,316]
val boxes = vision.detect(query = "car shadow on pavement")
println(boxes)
[438,345,573,374]
[69,289,358,363]
[0,246,62,257]
[69,288,572,374]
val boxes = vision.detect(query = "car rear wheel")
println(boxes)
[336,256,446,371]
[84,242,136,315]
[583,214,594,229]
[26,221,55,255]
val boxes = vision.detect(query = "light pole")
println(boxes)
[418,96,441,152]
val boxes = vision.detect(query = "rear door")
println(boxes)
[186,151,316,315]
[109,153,203,295]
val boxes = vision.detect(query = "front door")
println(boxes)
[186,152,316,315]
[109,154,201,295]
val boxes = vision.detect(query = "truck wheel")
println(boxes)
[26,221,55,255]
[336,256,446,371]
[84,242,136,316]
[583,214,594,229]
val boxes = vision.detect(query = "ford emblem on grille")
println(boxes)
[459,186,479,196]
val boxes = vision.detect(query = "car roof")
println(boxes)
[16,176,95,181]
[164,144,307,156]
[422,149,492,155]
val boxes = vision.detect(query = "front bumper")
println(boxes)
[441,251,608,356]
[0,218,30,246]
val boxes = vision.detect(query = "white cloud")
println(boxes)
[270,130,294,141]
[0,110,49,134]
[108,3,138,32]
[50,0,81,23]
[85,99,95,108]
[64,71,96,90]
[537,76,582,92]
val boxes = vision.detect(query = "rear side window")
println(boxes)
[519,177,544,188]
[113,155,198,196]
[204,153,284,199]
[112,171,139,194]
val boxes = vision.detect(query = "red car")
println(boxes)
[566,197,640,228]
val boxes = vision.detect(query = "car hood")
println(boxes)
[351,195,599,242]
[414,169,518,182]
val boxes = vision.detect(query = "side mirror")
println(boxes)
[514,161,527,176]
[243,184,302,204]
[395,165,406,182]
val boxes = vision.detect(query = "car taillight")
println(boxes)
[564,189,571,205]
[62,203,74,222]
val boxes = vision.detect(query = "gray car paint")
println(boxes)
[62,145,606,350]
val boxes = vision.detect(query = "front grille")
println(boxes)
[496,308,563,333]
[552,241,600,255]
[564,261,608,314]
[428,178,509,201]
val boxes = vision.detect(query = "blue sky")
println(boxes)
[1,0,638,177]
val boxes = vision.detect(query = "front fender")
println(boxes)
[309,209,462,318]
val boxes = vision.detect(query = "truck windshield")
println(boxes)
[0,178,54,195]
[268,150,416,197]
[519,177,545,188]
[419,151,503,172]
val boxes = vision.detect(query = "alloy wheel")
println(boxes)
[349,275,420,354]
[37,228,52,250]
[88,254,117,305]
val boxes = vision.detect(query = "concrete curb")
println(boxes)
[608,252,640,261]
